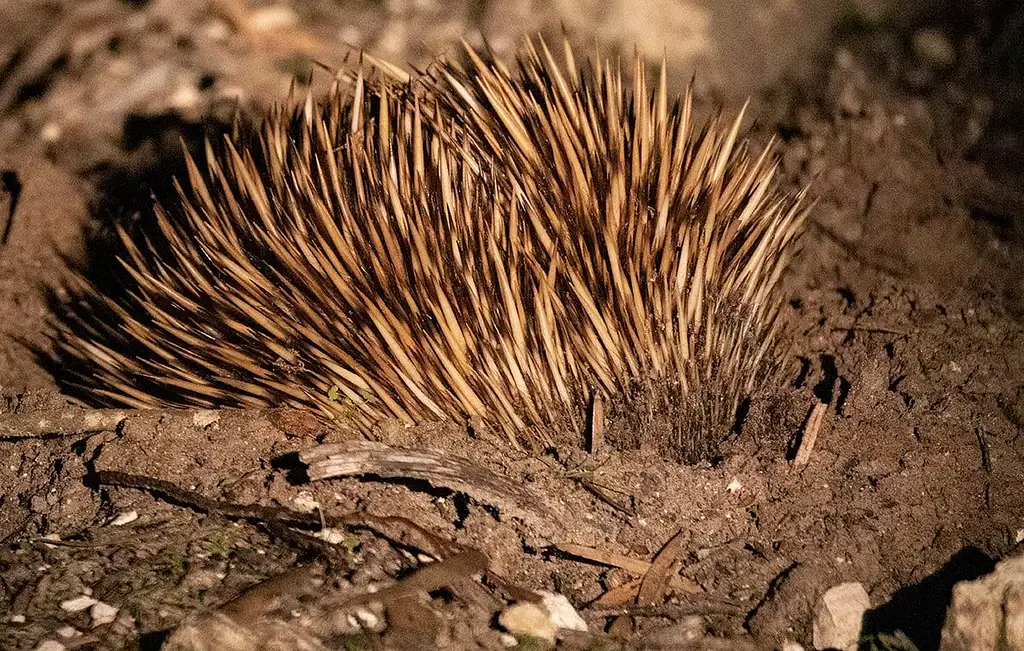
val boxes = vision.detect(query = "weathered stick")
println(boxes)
[301,441,556,535]
[0,408,130,439]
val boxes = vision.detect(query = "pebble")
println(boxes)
[90,601,119,627]
[291,492,320,513]
[913,29,955,68]
[192,410,221,428]
[498,602,556,644]
[40,123,62,143]
[60,595,98,613]
[313,528,347,544]
[109,511,138,526]
[34,642,65,651]
[203,19,231,42]
[248,6,298,32]
[537,591,587,632]
[55,626,79,639]
[169,84,201,111]
[813,582,870,651]
[353,607,380,630]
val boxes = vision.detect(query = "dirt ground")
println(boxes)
[0,1,1023,650]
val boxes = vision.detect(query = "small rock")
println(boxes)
[34,642,65,651]
[338,25,363,46]
[940,555,1024,650]
[56,626,79,639]
[353,607,380,630]
[912,29,955,69]
[90,601,119,627]
[782,641,805,651]
[169,84,201,112]
[313,528,347,544]
[9,614,25,623]
[109,511,138,526]
[537,591,587,632]
[813,582,870,651]
[192,410,220,428]
[40,123,62,143]
[60,595,98,612]
[203,19,231,42]
[291,492,320,513]
[499,602,556,644]
[248,6,298,31]
[726,478,742,493]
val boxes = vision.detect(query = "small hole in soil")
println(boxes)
[836,376,851,415]
[732,397,751,436]
[0,169,21,245]
[453,493,470,529]
[813,354,839,402]
[838,285,857,308]
[271,452,309,484]
[138,629,170,651]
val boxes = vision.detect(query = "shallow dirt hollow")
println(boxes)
[0,1,1023,650]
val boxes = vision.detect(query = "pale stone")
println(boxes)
[109,511,138,526]
[499,602,557,644]
[90,601,119,627]
[912,29,955,68]
[537,591,587,632]
[248,6,298,31]
[940,555,1024,651]
[60,595,98,612]
[813,582,870,651]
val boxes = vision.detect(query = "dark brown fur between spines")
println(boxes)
[56,39,808,461]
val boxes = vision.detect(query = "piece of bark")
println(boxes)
[301,441,556,536]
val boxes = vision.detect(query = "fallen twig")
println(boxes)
[301,441,556,535]
[554,543,651,575]
[637,529,690,606]
[0,408,130,439]
[590,579,643,607]
[792,402,828,469]
[585,602,746,618]
[0,406,288,440]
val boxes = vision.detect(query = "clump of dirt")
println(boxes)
[0,1,1022,650]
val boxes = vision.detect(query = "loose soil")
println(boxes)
[0,1,1022,650]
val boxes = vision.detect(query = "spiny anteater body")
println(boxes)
[58,40,807,460]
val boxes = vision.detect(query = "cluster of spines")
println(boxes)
[57,39,806,458]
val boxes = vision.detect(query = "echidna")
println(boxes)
[56,40,807,461]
